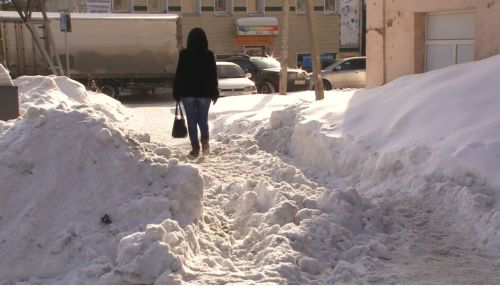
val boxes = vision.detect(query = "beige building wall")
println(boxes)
[180,0,340,68]
[366,0,500,86]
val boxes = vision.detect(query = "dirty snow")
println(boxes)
[1,54,500,284]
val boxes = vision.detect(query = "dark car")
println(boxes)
[223,55,310,94]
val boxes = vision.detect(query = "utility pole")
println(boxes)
[305,0,324,100]
[279,0,290,95]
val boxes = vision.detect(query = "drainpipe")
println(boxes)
[383,0,386,84]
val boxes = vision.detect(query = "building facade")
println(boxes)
[46,0,346,69]
[366,0,500,86]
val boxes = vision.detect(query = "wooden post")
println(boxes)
[305,0,324,100]
[279,0,290,95]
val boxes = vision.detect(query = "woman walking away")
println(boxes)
[173,27,219,157]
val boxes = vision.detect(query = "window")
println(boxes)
[337,59,365,71]
[337,61,353,71]
[217,65,246,79]
[133,0,149,12]
[295,0,305,13]
[182,0,201,14]
[215,0,232,14]
[247,0,264,15]
[236,59,254,72]
[351,59,365,69]
[148,0,162,12]
[298,53,337,71]
[325,0,336,14]
[112,0,128,11]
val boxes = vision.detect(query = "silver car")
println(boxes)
[216,62,257,96]
[311,56,366,90]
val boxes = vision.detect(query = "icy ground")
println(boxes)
[1,54,500,284]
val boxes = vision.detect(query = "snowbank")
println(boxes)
[214,55,500,256]
[283,55,500,255]
[0,76,203,283]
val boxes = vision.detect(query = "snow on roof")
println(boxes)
[0,11,179,20]
[235,17,279,26]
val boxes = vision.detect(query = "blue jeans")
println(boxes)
[181,97,211,148]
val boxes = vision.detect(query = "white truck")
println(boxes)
[0,11,181,97]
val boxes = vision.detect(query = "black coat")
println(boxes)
[173,48,219,101]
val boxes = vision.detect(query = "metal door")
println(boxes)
[425,12,475,71]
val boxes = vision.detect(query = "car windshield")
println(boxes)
[250,57,281,69]
[217,64,246,78]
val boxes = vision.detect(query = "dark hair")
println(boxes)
[187,27,208,51]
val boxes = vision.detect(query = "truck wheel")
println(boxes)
[260,82,275,94]
[101,85,118,98]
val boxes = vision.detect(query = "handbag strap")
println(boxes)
[175,102,184,118]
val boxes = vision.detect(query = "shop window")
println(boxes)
[113,0,128,11]
[247,0,264,15]
[295,0,305,14]
[182,0,201,15]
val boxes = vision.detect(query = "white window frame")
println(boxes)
[215,0,233,15]
[324,0,338,15]
[295,0,305,14]
[247,0,264,15]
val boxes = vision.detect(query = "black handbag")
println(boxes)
[172,102,187,138]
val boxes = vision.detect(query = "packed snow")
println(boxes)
[1,54,500,284]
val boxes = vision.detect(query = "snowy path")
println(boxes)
[122,98,500,284]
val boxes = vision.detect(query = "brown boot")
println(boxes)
[189,143,200,157]
[201,134,210,155]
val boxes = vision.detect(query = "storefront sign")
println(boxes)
[234,35,275,45]
[235,17,279,36]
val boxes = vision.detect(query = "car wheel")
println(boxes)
[260,82,275,94]
[312,79,333,91]
[322,80,333,90]
[100,84,118,98]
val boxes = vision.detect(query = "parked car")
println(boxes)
[216,62,257,96]
[223,55,310,94]
[311,56,366,90]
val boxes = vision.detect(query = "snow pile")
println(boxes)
[0,63,14,86]
[0,77,204,283]
[211,55,500,258]
[14,75,128,122]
